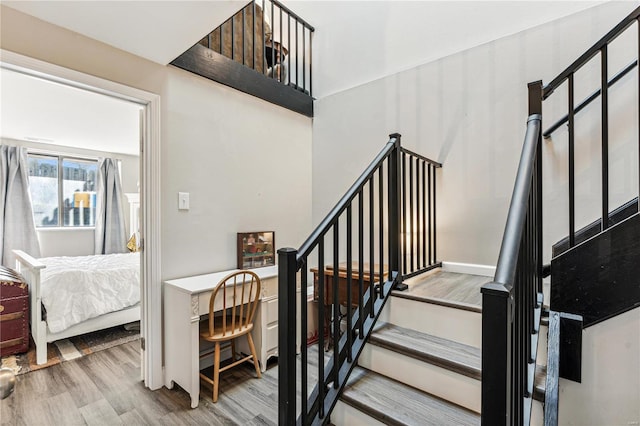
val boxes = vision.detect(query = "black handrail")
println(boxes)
[481,112,543,426]
[543,59,638,138]
[271,0,315,31]
[297,137,398,261]
[400,147,443,167]
[484,5,640,425]
[278,134,441,425]
[543,6,640,98]
[494,115,541,285]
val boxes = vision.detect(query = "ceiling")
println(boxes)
[3,1,607,99]
[1,68,143,156]
[0,1,608,154]
[2,1,246,65]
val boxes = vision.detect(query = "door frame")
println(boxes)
[1,50,163,390]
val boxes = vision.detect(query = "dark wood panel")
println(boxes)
[551,212,640,327]
[171,44,313,117]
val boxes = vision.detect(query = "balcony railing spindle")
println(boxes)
[346,205,353,363]
[601,45,609,230]
[358,192,364,338]
[379,165,384,298]
[317,237,325,419]
[569,73,575,247]
[332,222,339,388]
[369,179,375,317]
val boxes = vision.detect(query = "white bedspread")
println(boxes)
[40,252,140,333]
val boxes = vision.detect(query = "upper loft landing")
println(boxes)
[171,0,314,117]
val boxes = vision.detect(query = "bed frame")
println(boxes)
[13,249,140,365]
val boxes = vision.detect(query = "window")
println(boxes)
[28,154,98,228]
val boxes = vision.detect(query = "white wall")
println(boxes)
[558,308,640,425]
[311,1,638,267]
[310,2,639,423]
[290,1,608,99]
[0,6,313,278]
[1,137,140,257]
[161,68,312,277]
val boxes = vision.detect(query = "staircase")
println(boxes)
[277,5,640,426]
[332,268,547,425]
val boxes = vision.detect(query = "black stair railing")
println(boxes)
[199,0,314,94]
[171,0,314,116]
[278,134,441,425]
[482,5,640,425]
[542,5,640,248]
[481,109,543,426]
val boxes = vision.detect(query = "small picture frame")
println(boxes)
[237,231,275,269]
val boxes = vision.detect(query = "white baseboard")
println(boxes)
[441,261,496,277]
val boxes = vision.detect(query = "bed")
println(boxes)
[12,249,140,365]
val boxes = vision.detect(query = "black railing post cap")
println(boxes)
[278,247,297,254]
[389,132,402,139]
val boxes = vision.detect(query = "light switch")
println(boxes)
[178,192,190,210]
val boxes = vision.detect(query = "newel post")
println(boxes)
[278,247,298,425]
[388,133,404,290]
[528,81,544,294]
[481,282,512,426]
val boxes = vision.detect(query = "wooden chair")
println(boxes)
[199,270,262,402]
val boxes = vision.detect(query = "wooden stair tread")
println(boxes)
[390,291,483,313]
[370,322,481,380]
[342,366,480,426]
[394,269,487,311]
[369,322,547,402]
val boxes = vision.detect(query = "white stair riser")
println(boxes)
[332,400,386,426]
[380,296,482,348]
[359,343,481,413]
[538,324,548,365]
[531,400,544,426]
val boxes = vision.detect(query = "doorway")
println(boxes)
[0,50,162,390]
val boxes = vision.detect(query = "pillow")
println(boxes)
[127,233,138,253]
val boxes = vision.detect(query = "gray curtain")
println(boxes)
[0,145,41,266]
[95,158,127,254]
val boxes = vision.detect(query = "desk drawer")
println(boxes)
[265,298,278,324]
[265,323,278,352]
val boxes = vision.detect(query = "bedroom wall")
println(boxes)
[311,1,638,267]
[0,5,313,279]
[0,137,140,257]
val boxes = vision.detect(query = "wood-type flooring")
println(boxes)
[0,270,490,425]
[0,340,286,425]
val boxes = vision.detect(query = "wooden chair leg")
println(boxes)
[246,333,262,378]
[213,342,221,403]
[231,339,236,362]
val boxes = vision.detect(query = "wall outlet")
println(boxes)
[178,192,189,210]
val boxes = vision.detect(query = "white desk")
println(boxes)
[163,265,300,408]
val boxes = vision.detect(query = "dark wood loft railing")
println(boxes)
[482,5,640,425]
[278,134,442,425]
[171,0,314,117]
